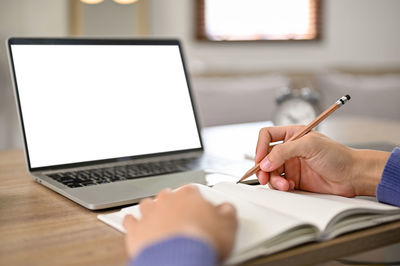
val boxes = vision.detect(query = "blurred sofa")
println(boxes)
[191,73,290,127]
[190,69,400,127]
[316,70,400,121]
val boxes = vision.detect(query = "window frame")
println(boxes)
[195,0,322,42]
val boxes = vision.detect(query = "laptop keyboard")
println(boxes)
[47,157,201,188]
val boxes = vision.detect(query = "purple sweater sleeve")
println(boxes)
[128,236,217,266]
[376,147,400,207]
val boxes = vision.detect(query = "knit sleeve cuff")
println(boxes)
[376,147,400,207]
[128,235,217,266]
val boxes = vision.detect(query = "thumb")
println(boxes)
[259,135,312,172]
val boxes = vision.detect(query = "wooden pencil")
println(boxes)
[236,94,351,184]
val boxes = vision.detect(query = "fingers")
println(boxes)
[177,184,200,194]
[284,157,300,190]
[216,202,236,216]
[255,126,306,186]
[259,134,312,173]
[216,203,238,236]
[155,188,172,200]
[256,170,270,185]
[141,186,202,217]
[255,128,273,163]
[139,197,155,217]
[156,185,200,201]
[255,125,305,163]
[123,214,138,231]
[288,180,295,190]
[269,171,290,191]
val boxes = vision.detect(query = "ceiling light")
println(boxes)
[80,0,104,4]
[113,0,138,4]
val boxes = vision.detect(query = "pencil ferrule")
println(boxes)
[336,95,350,106]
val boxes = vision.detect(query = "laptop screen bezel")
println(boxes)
[8,38,204,172]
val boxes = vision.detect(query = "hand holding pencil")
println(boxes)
[253,124,359,196]
[252,123,390,197]
[237,95,351,184]
[233,95,391,197]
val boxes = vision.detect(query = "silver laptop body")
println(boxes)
[8,38,210,210]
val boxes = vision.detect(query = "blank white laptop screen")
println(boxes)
[11,44,201,168]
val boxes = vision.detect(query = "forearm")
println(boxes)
[351,149,390,196]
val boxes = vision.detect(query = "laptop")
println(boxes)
[7,38,222,210]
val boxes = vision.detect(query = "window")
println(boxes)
[196,0,321,41]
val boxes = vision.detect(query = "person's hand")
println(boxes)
[123,185,237,262]
[255,125,390,197]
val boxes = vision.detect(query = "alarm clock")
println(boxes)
[273,87,320,126]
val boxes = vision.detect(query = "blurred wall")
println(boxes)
[150,0,400,73]
[0,0,399,150]
[81,1,139,36]
[0,0,69,150]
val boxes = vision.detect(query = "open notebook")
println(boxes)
[98,182,400,265]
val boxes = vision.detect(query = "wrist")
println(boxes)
[350,149,390,196]
[178,225,218,252]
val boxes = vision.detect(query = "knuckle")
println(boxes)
[305,131,317,139]
[272,145,283,155]
[258,127,271,138]
[139,197,152,205]
[156,190,168,200]
[258,127,266,137]
[180,184,197,194]
[302,132,319,146]
[122,216,129,227]
[159,188,171,196]
[123,215,135,228]
[186,184,196,190]
[225,203,236,215]
[301,134,313,143]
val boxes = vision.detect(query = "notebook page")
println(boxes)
[212,182,380,231]
[296,191,399,211]
[195,184,316,255]
[115,184,314,256]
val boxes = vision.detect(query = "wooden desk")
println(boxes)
[2,151,400,266]
[1,118,400,266]
[0,150,126,266]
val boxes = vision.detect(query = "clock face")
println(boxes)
[274,98,317,126]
